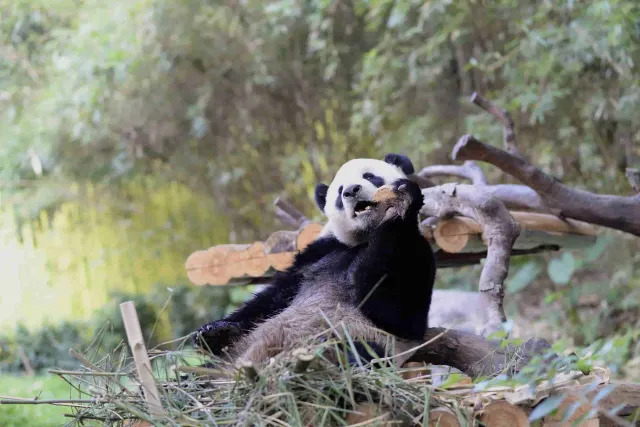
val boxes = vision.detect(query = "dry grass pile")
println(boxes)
[24,324,613,427]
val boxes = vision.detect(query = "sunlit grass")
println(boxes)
[0,374,71,427]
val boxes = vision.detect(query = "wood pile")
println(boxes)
[349,366,640,427]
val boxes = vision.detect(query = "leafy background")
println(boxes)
[0,0,639,424]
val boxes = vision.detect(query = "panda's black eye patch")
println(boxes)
[335,185,344,210]
[363,172,384,188]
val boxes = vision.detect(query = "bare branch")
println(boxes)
[481,183,549,212]
[274,197,310,229]
[453,135,640,236]
[407,172,436,188]
[626,168,640,192]
[418,160,488,185]
[408,328,552,379]
[421,183,520,335]
[470,92,519,156]
[274,209,301,229]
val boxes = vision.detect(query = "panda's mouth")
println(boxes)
[353,200,376,217]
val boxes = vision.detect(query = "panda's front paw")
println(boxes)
[392,178,424,214]
[193,320,243,355]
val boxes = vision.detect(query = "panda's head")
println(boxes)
[314,153,416,246]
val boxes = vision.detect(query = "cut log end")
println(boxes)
[478,401,529,427]
[428,407,461,427]
[296,223,324,251]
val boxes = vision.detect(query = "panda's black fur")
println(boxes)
[194,154,436,365]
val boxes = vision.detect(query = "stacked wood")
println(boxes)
[346,365,639,427]
[185,212,598,286]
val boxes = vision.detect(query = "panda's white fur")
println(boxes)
[319,158,408,246]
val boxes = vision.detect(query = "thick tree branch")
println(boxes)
[627,168,640,192]
[453,135,640,236]
[407,172,436,188]
[481,184,548,212]
[421,183,520,335]
[408,328,552,379]
[274,197,310,229]
[418,160,488,185]
[470,92,519,157]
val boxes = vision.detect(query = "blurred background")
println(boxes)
[0,0,639,424]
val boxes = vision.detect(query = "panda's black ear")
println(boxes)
[384,153,415,175]
[314,183,329,212]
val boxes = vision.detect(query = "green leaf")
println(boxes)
[506,261,541,294]
[547,253,576,286]
[439,373,465,389]
[584,235,613,263]
[576,359,592,375]
[529,394,566,421]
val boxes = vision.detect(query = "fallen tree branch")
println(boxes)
[421,183,520,335]
[274,197,310,229]
[408,327,552,379]
[470,92,519,157]
[418,160,488,185]
[408,172,436,188]
[453,134,640,236]
[480,184,549,212]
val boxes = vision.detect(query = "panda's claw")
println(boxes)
[194,320,243,355]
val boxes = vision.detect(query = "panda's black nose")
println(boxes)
[343,184,361,198]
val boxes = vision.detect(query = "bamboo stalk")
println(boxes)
[119,301,165,417]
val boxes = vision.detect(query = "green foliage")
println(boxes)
[506,261,542,294]
[547,253,576,286]
[0,283,232,374]
[2,0,638,221]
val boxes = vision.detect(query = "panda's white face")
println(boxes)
[318,158,408,246]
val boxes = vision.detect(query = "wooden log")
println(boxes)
[185,249,211,285]
[119,302,165,417]
[267,252,296,271]
[433,212,598,254]
[539,392,594,426]
[295,223,324,251]
[433,217,481,253]
[428,407,461,427]
[186,205,600,285]
[478,401,529,427]
[243,242,270,277]
[205,245,243,285]
[511,211,598,236]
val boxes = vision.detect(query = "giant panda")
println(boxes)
[194,154,436,367]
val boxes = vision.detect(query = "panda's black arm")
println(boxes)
[349,217,435,341]
[223,271,302,328]
[224,236,346,328]
[349,218,416,291]
[348,180,436,341]
[194,236,347,354]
